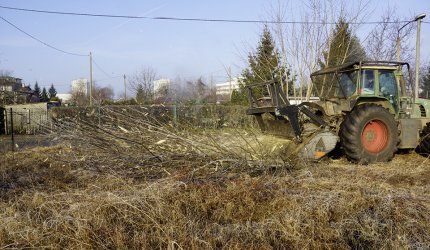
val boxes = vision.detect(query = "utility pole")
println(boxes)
[10,108,14,152]
[395,14,426,99]
[415,14,426,100]
[396,35,401,62]
[123,74,127,100]
[228,67,232,94]
[228,67,233,102]
[89,52,93,106]
[396,18,415,62]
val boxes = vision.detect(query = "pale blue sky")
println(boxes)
[0,0,429,96]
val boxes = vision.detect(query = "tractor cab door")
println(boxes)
[360,70,376,95]
[378,70,399,113]
[359,69,399,114]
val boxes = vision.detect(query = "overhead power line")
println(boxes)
[0,5,428,25]
[96,75,123,82]
[0,15,88,57]
[92,57,116,79]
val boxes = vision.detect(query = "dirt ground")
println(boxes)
[0,134,54,153]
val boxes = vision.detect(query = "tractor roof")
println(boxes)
[311,61,410,77]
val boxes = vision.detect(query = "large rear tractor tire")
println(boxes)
[417,123,430,156]
[340,104,398,164]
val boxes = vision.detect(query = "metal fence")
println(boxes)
[2,108,48,135]
[1,103,52,154]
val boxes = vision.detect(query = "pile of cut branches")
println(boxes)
[1,106,429,249]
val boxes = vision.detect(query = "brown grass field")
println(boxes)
[1,107,429,249]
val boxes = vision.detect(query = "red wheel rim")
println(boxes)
[361,120,389,153]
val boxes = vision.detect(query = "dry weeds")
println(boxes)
[0,106,429,249]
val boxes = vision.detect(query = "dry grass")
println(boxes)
[1,106,429,249]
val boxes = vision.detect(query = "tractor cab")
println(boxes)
[310,61,411,117]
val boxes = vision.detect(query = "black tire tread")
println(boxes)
[340,103,398,164]
[418,123,430,155]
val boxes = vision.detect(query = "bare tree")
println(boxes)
[128,66,157,103]
[366,6,415,62]
[70,83,114,105]
[268,0,336,100]
[267,0,371,100]
[170,76,215,104]
[0,70,13,77]
[93,84,114,103]
[70,92,88,106]
[420,61,430,99]
[170,76,184,102]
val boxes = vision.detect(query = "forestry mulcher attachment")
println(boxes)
[246,61,430,163]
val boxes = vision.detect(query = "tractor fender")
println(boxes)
[352,97,395,115]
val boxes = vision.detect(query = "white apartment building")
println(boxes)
[71,79,88,95]
[57,93,72,103]
[215,78,240,101]
[153,78,171,98]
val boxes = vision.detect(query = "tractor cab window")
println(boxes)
[338,71,357,97]
[379,70,398,109]
[361,70,375,95]
[311,71,357,99]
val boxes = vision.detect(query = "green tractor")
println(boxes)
[246,61,430,164]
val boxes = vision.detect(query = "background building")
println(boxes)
[0,77,34,105]
[0,77,23,92]
[153,78,171,99]
[215,78,240,102]
[71,79,88,95]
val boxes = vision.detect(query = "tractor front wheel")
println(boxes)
[341,104,398,164]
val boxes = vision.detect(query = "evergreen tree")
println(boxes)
[319,18,367,68]
[234,26,294,104]
[230,89,248,104]
[135,84,145,103]
[41,87,49,102]
[48,84,57,99]
[33,81,41,101]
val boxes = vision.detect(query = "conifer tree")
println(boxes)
[135,84,145,103]
[33,81,41,101]
[41,87,49,102]
[320,18,367,68]
[48,84,57,99]
[234,26,294,104]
